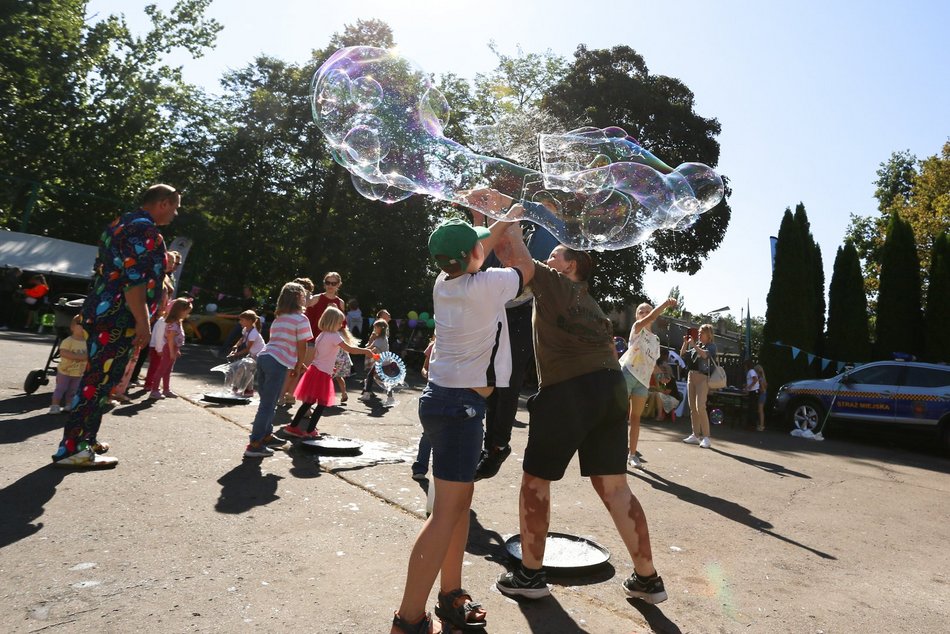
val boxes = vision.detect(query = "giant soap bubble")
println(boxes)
[311,46,724,251]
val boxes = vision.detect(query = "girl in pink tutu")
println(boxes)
[283,307,375,438]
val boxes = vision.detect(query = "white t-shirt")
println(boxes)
[620,328,660,387]
[746,368,760,392]
[245,327,264,357]
[346,309,362,332]
[150,317,167,353]
[428,268,522,389]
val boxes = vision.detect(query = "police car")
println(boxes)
[773,360,950,450]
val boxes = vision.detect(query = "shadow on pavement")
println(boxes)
[0,464,68,549]
[709,447,812,478]
[466,509,508,564]
[0,392,54,417]
[215,460,282,514]
[288,445,322,479]
[630,468,836,560]
[628,601,682,634]
[0,410,63,446]
[514,594,593,633]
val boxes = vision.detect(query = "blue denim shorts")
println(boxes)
[418,383,486,483]
[622,366,650,398]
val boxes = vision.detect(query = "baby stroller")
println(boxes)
[23,294,86,394]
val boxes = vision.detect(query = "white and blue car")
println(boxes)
[774,360,950,451]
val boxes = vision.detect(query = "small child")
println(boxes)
[226,310,263,395]
[149,297,192,399]
[359,319,389,401]
[245,282,312,457]
[50,315,87,414]
[141,306,168,394]
[283,307,375,438]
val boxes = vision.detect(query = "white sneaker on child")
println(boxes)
[48,405,61,414]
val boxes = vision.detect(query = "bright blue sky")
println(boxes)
[87,0,950,320]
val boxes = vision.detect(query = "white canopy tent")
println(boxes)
[0,231,97,280]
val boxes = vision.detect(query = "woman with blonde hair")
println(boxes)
[680,323,718,448]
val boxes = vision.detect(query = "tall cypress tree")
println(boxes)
[875,213,923,359]
[794,203,825,357]
[761,209,811,397]
[826,242,871,363]
[923,231,950,362]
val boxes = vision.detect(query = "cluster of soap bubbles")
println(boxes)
[311,46,724,251]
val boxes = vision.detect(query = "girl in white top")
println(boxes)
[619,298,677,468]
[284,307,374,439]
[225,310,264,395]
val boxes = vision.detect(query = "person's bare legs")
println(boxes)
[334,376,347,402]
[393,479,472,631]
[590,474,656,577]
[518,473,552,569]
[627,394,648,457]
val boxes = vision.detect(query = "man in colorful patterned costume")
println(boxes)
[52,184,179,468]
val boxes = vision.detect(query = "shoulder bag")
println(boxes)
[707,357,727,390]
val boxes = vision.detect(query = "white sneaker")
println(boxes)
[628,453,643,468]
[699,437,711,449]
[683,434,701,445]
[358,392,373,402]
[48,404,61,414]
[384,395,396,408]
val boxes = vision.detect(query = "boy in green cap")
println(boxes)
[390,214,534,634]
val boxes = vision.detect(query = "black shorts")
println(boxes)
[523,368,628,481]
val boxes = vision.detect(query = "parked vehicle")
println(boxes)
[773,360,950,450]
[184,312,239,345]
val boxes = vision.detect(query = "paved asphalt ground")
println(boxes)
[1,331,949,633]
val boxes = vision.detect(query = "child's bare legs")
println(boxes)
[590,474,657,577]
[334,376,347,402]
[627,394,648,457]
[394,479,473,629]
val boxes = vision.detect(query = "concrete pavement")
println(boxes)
[1,331,949,633]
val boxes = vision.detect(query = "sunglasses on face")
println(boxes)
[324,280,339,286]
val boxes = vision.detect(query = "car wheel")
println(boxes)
[197,323,220,345]
[941,418,950,454]
[789,400,823,431]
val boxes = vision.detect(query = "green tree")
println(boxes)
[923,231,950,362]
[825,242,870,362]
[0,0,222,239]
[874,150,917,213]
[543,45,730,309]
[761,209,812,396]
[893,141,950,276]
[875,213,923,359]
[793,203,825,355]
[846,143,950,307]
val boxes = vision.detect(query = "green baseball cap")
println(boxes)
[428,218,491,272]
